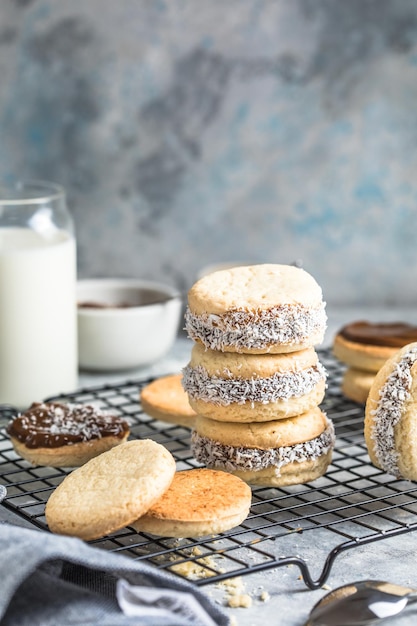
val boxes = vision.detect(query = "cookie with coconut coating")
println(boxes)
[185,264,326,354]
[365,342,417,480]
[191,407,335,487]
[132,468,251,538]
[182,343,326,422]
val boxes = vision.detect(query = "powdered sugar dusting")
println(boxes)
[370,347,417,477]
[182,362,327,405]
[191,419,335,475]
[184,303,327,351]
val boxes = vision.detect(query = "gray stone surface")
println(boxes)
[1,1,417,305]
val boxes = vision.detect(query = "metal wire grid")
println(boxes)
[1,348,417,590]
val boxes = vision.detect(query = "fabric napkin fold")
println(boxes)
[0,523,230,626]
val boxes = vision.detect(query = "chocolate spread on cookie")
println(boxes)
[340,321,417,348]
[7,402,129,449]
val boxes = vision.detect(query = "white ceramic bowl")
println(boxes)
[77,279,182,371]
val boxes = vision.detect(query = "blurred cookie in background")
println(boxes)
[333,321,417,404]
[140,374,197,428]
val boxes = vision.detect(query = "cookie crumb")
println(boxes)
[227,593,253,609]
[218,576,253,609]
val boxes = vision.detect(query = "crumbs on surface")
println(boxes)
[217,576,253,609]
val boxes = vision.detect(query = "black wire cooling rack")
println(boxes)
[2,348,417,590]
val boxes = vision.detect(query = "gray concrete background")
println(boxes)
[2,0,417,306]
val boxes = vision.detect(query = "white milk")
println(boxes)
[0,228,77,408]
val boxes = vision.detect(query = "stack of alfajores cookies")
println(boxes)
[182,263,335,487]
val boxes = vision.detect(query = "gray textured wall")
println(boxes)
[2,0,417,306]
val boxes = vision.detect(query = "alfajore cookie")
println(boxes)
[132,468,252,537]
[191,408,335,487]
[185,264,327,354]
[333,321,417,373]
[365,342,417,480]
[45,439,176,540]
[140,374,197,428]
[182,343,326,422]
[6,402,130,467]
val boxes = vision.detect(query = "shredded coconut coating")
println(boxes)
[184,303,327,351]
[182,362,327,405]
[370,347,417,477]
[191,420,335,475]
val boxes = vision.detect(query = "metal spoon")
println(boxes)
[306,580,417,625]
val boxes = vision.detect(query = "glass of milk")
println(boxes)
[0,180,77,408]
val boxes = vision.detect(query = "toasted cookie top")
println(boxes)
[136,468,251,522]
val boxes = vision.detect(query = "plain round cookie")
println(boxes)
[342,368,375,405]
[333,322,417,373]
[131,468,252,537]
[191,408,335,487]
[6,402,130,467]
[183,343,326,421]
[185,264,326,354]
[140,374,197,428]
[45,439,176,540]
[365,342,417,480]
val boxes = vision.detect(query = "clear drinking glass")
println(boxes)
[0,180,77,408]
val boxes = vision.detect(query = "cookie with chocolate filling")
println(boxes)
[185,264,327,354]
[131,468,251,538]
[182,343,326,422]
[191,407,335,487]
[365,342,417,480]
[333,321,417,373]
[7,401,130,467]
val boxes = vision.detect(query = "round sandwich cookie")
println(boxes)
[182,343,327,422]
[365,342,417,480]
[6,401,130,467]
[191,408,335,487]
[185,264,327,354]
[45,439,176,540]
[333,321,417,373]
[342,367,375,405]
[140,374,197,428]
[131,468,252,538]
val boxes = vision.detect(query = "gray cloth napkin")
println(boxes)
[0,523,230,626]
